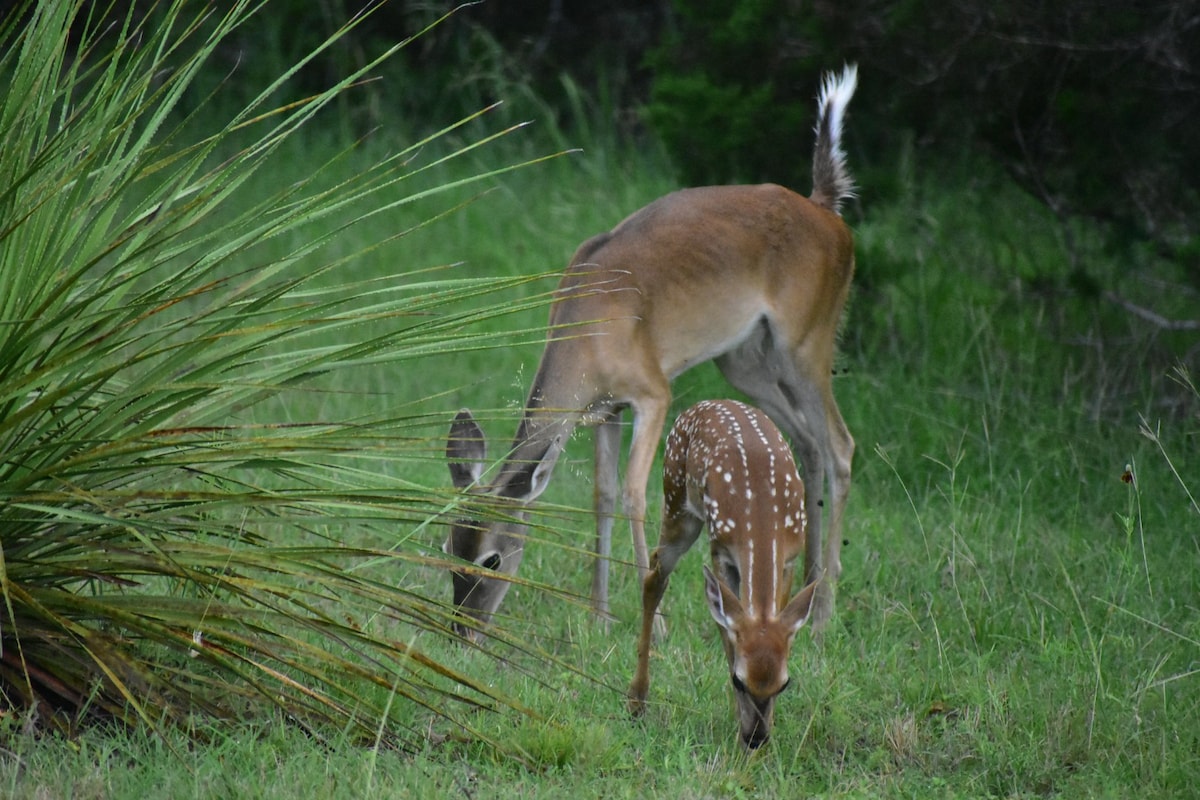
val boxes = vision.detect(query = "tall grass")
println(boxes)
[0,0,581,753]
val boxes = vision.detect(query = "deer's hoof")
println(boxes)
[627,688,648,718]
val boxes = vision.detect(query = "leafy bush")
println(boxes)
[642,0,830,188]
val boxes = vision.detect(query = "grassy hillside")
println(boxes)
[1,5,1195,791]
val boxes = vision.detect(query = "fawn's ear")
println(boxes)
[447,409,487,488]
[704,565,744,632]
[780,578,820,635]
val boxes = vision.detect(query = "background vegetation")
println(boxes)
[221,0,1200,279]
[2,1,1197,797]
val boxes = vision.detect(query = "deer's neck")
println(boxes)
[490,351,604,498]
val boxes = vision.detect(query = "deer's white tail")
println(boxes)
[810,64,858,215]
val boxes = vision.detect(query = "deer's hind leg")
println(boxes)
[714,325,850,630]
[769,345,853,630]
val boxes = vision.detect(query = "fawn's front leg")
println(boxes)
[628,511,701,716]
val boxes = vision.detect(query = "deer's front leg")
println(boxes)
[621,395,670,640]
[622,395,669,581]
[591,415,622,623]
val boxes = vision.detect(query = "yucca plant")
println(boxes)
[0,0,569,752]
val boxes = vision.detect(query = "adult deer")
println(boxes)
[445,65,857,641]
[627,400,819,749]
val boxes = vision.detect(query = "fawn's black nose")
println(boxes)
[742,728,770,750]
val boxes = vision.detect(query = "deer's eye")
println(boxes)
[780,677,792,694]
[731,674,748,694]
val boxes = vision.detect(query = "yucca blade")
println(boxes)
[0,0,578,755]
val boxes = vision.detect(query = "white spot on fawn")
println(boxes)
[771,539,779,605]
[746,538,755,610]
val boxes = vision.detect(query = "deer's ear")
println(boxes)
[448,409,487,488]
[704,565,743,632]
[500,432,565,502]
[525,434,563,501]
[781,578,820,635]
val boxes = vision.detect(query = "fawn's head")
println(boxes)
[704,565,818,749]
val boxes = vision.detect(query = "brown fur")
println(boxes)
[627,400,819,749]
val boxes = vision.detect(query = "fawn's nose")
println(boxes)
[742,727,770,750]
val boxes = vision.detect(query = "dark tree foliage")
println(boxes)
[407,0,1198,265]
[399,0,669,135]
[643,0,1200,261]
[34,0,1197,263]
[643,0,832,188]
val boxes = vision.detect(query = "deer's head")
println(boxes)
[444,409,558,642]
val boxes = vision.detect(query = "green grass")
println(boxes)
[4,54,1198,800]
